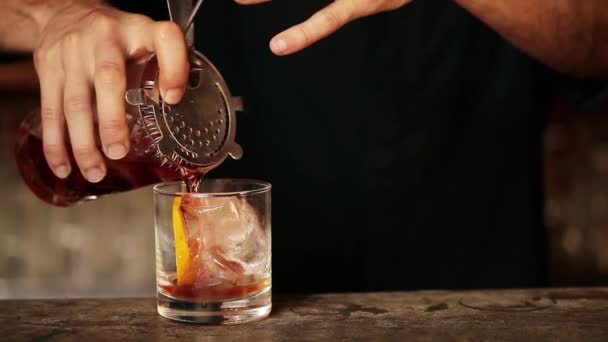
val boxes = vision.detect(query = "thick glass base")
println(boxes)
[157,286,271,325]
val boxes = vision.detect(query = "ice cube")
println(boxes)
[179,196,270,286]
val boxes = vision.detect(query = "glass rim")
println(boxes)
[152,178,271,198]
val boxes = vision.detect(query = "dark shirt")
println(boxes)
[188,0,559,294]
[109,0,592,293]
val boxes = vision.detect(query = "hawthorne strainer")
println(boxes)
[125,0,243,173]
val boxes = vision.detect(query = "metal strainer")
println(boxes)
[125,0,243,173]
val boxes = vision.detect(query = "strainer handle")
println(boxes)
[166,0,195,46]
[182,0,205,36]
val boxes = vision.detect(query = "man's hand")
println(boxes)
[33,1,189,182]
[235,0,411,56]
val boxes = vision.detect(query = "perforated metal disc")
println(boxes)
[126,50,243,172]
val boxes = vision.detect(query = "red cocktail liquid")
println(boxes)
[159,280,268,303]
[14,110,182,206]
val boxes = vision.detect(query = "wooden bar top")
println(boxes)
[2,288,607,341]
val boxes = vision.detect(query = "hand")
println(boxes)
[34,1,189,182]
[235,0,411,55]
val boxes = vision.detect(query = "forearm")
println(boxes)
[0,0,101,52]
[455,0,608,78]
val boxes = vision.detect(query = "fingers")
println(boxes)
[152,21,190,104]
[120,17,189,104]
[63,36,106,183]
[233,0,271,5]
[36,49,71,179]
[93,41,129,160]
[269,0,361,55]
[34,9,191,185]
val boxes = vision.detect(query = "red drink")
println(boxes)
[159,278,269,303]
[153,179,271,323]
[155,193,272,305]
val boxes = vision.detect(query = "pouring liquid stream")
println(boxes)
[181,169,205,193]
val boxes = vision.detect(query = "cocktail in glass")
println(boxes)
[154,179,271,324]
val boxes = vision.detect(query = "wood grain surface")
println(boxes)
[1,288,607,341]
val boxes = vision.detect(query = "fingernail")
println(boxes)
[164,88,183,104]
[270,38,287,55]
[106,143,127,160]
[54,165,71,179]
[85,167,105,183]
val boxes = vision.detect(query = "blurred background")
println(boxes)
[1,10,608,297]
